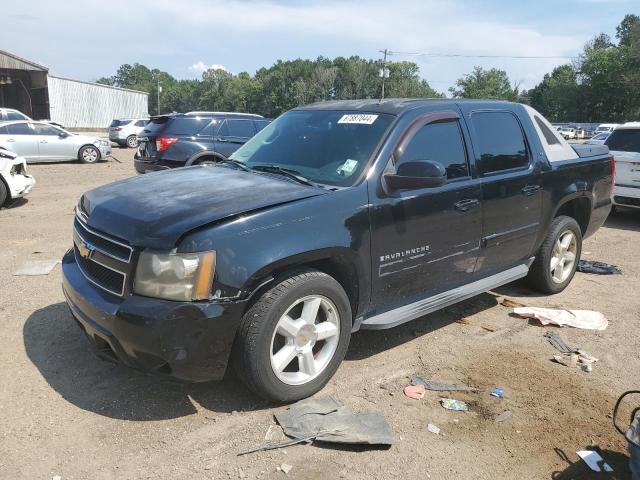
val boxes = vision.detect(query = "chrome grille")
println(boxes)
[73,216,133,297]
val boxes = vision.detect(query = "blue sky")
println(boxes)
[3,0,638,93]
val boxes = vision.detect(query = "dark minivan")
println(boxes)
[134,111,270,173]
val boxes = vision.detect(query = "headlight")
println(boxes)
[134,250,216,301]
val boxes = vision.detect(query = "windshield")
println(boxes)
[230,110,394,187]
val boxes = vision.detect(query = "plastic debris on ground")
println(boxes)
[440,398,468,411]
[279,463,293,474]
[404,384,426,400]
[412,376,484,393]
[490,387,504,398]
[13,260,60,276]
[274,396,394,446]
[427,423,441,435]
[576,450,614,473]
[495,410,512,422]
[544,331,598,372]
[544,331,574,354]
[577,260,622,275]
[513,307,608,330]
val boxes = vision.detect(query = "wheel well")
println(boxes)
[555,197,590,234]
[190,154,225,165]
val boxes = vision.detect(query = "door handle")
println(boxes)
[454,198,480,212]
[7,138,15,142]
[217,137,228,142]
[40,140,48,144]
[522,185,541,196]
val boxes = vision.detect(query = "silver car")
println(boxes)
[0,121,111,164]
[109,118,149,148]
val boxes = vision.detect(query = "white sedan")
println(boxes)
[0,121,111,164]
[0,147,35,206]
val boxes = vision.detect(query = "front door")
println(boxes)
[369,111,483,311]
[215,119,255,157]
[33,124,76,160]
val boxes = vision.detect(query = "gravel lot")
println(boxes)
[1,148,639,479]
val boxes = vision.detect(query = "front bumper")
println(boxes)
[5,173,35,199]
[612,184,640,208]
[61,248,247,382]
[133,156,171,174]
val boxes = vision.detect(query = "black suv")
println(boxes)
[134,112,270,173]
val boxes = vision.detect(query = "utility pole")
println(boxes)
[379,49,390,101]
[157,77,162,115]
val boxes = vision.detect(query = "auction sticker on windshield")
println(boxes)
[338,114,379,125]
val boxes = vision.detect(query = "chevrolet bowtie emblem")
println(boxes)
[77,239,93,259]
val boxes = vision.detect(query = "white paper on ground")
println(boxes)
[13,260,61,276]
[513,307,608,330]
[576,450,613,472]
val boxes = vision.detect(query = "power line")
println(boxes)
[387,50,578,60]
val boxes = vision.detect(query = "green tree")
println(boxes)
[528,65,580,121]
[449,66,518,100]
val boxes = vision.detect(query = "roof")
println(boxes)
[619,122,640,128]
[298,98,518,115]
[47,75,149,95]
[0,50,48,72]
[186,111,263,118]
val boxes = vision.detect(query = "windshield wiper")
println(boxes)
[250,165,323,188]
[218,158,251,171]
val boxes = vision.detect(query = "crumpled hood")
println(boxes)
[82,166,326,249]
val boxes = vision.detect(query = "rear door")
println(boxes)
[2,123,39,160]
[215,119,256,157]
[607,128,640,202]
[460,107,542,275]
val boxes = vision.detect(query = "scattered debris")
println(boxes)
[456,317,472,325]
[13,259,60,276]
[495,410,512,422]
[490,387,505,398]
[274,396,394,446]
[238,433,322,456]
[513,307,608,330]
[544,331,574,354]
[577,260,622,275]
[427,423,441,435]
[440,398,468,411]
[576,449,614,473]
[553,352,598,372]
[279,463,293,474]
[499,297,527,309]
[481,324,497,332]
[404,384,426,400]
[412,376,484,393]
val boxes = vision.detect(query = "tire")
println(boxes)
[78,145,101,164]
[234,269,352,402]
[126,135,138,148]
[0,179,8,207]
[527,215,582,294]
[196,159,216,166]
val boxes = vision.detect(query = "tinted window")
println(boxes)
[6,111,29,121]
[534,116,560,145]
[605,129,640,152]
[231,110,394,187]
[399,121,469,179]
[0,126,8,134]
[225,119,255,138]
[163,117,210,135]
[6,123,34,135]
[472,112,529,174]
[34,124,62,135]
[134,119,148,127]
[110,119,129,127]
[254,120,271,132]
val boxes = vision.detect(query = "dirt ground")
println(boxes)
[1,148,639,480]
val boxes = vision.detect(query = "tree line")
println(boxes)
[97,14,639,123]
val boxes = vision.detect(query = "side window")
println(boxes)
[135,120,147,127]
[398,120,469,180]
[226,119,255,138]
[34,124,62,136]
[471,111,529,174]
[0,126,8,134]
[534,116,560,145]
[6,111,29,121]
[254,120,271,132]
[6,123,34,135]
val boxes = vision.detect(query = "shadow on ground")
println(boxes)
[551,447,631,480]
[25,294,499,421]
[605,208,640,233]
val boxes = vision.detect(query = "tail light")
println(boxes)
[610,154,616,193]
[156,137,178,152]
[113,127,122,131]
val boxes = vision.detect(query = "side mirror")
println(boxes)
[58,131,69,138]
[384,160,447,190]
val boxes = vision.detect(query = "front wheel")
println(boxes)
[78,145,101,164]
[527,215,582,294]
[234,269,352,402]
[126,135,138,148]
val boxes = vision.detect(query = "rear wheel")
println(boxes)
[126,135,138,148]
[527,215,582,294]
[0,180,8,207]
[234,269,352,402]
[78,145,101,164]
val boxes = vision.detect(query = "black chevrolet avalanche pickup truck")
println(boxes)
[62,99,614,402]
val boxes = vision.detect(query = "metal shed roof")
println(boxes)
[0,50,48,71]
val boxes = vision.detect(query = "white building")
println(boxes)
[0,50,148,129]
